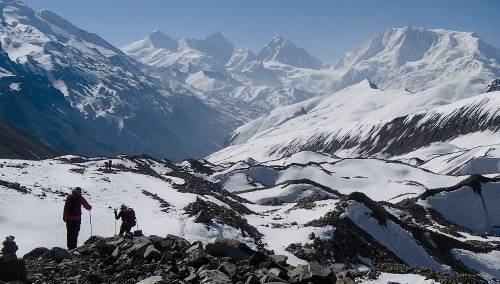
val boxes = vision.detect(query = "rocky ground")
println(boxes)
[1,234,345,284]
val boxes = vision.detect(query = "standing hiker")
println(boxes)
[114,204,136,236]
[63,187,92,250]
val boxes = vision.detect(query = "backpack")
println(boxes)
[122,208,136,226]
[67,194,81,216]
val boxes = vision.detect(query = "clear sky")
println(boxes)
[23,0,500,63]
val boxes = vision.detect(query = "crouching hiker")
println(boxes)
[114,204,136,236]
[63,187,92,250]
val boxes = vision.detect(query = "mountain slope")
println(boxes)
[333,26,500,92]
[208,79,499,163]
[0,0,233,160]
[123,31,335,120]
[124,27,500,123]
[0,120,59,159]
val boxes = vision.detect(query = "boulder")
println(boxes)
[206,238,254,262]
[270,254,288,266]
[288,261,336,284]
[185,248,210,267]
[218,262,237,278]
[199,269,232,284]
[136,275,166,284]
[48,247,71,262]
[144,245,162,261]
[23,247,49,259]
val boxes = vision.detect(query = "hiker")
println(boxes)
[63,187,92,250]
[114,204,136,236]
[107,159,112,170]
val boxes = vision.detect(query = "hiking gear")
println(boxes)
[89,211,93,237]
[114,217,117,235]
[63,193,92,221]
[66,220,81,250]
[120,204,127,210]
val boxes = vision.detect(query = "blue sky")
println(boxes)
[24,0,500,63]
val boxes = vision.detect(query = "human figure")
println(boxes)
[114,204,136,236]
[108,159,113,170]
[63,187,92,250]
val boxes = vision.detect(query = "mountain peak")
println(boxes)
[258,35,323,69]
[147,30,179,50]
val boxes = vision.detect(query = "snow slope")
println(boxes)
[0,0,233,160]
[208,79,500,163]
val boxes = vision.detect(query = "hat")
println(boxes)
[120,204,127,209]
[73,187,82,194]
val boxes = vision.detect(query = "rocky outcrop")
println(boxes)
[484,79,500,93]
[0,236,27,282]
[22,234,342,284]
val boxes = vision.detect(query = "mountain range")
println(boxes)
[0,0,498,160]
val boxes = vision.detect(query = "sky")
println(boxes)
[23,0,500,63]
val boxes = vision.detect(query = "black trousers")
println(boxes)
[119,223,134,236]
[66,220,81,250]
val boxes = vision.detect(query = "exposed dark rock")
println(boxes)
[23,247,49,260]
[206,238,255,262]
[47,247,71,262]
[288,261,336,284]
[484,79,500,93]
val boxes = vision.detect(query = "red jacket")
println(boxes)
[63,193,92,221]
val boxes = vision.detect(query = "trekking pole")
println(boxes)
[89,211,93,237]
[114,217,117,236]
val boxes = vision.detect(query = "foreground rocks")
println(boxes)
[0,236,27,282]
[18,234,342,284]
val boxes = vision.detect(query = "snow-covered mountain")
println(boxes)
[123,31,337,120]
[333,26,500,92]
[124,27,500,124]
[0,0,234,160]
[208,78,500,163]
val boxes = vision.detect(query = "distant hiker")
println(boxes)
[63,187,92,250]
[114,204,136,236]
[108,159,112,170]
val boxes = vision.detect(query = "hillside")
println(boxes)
[0,120,59,159]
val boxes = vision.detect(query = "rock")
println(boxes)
[103,255,117,266]
[84,235,104,245]
[185,241,204,254]
[288,261,336,284]
[96,242,117,255]
[23,247,49,259]
[47,247,71,262]
[0,258,27,282]
[249,250,272,268]
[127,241,150,258]
[218,262,237,278]
[184,271,197,283]
[206,238,254,262]
[270,254,288,266]
[185,248,210,267]
[268,267,287,279]
[199,269,232,284]
[244,274,259,284]
[136,275,166,284]
[144,245,162,261]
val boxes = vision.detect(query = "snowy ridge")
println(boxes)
[209,79,500,163]
[0,0,234,160]
[124,26,500,123]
